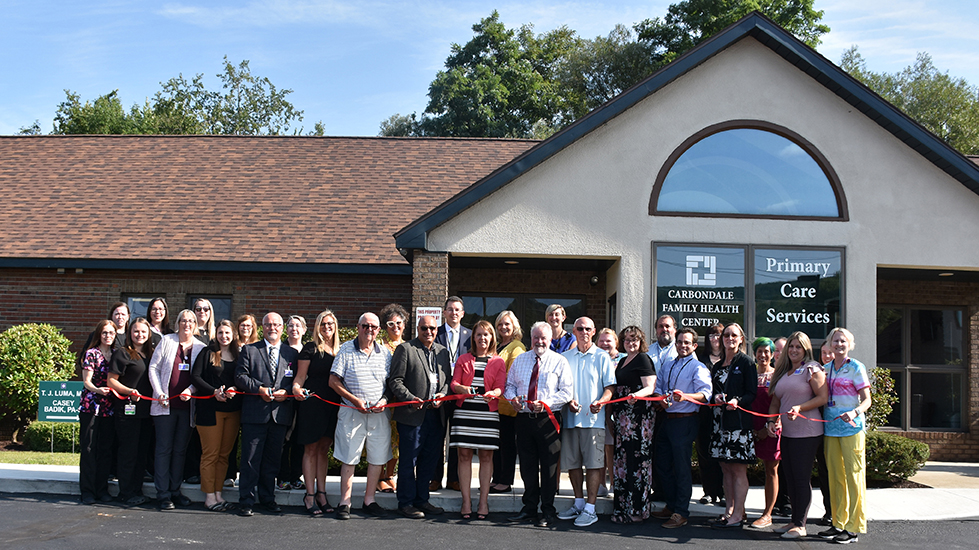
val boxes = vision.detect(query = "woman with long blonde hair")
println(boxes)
[292,309,342,515]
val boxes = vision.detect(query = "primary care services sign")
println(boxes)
[655,244,842,339]
[38,381,84,422]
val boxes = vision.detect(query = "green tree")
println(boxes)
[841,47,979,155]
[0,324,76,439]
[420,11,581,138]
[52,90,160,134]
[46,57,315,136]
[388,4,828,138]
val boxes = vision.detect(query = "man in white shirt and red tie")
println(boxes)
[504,321,573,527]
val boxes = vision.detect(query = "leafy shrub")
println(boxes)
[23,420,81,452]
[0,324,76,437]
[866,430,929,482]
[867,367,898,430]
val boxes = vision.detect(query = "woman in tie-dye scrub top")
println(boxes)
[819,327,872,545]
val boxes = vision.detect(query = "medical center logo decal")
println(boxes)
[685,255,717,286]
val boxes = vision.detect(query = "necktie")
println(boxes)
[448,328,457,360]
[528,355,541,402]
[268,345,279,379]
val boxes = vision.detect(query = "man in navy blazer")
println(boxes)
[388,315,452,518]
[234,312,298,516]
[432,296,470,490]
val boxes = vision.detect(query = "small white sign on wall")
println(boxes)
[414,307,442,328]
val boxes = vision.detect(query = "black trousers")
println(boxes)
[239,421,288,507]
[79,412,113,500]
[114,414,153,500]
[153,408,192,500]
[515,413,562,517]
[492,413,517,486]
[781,435,823,527]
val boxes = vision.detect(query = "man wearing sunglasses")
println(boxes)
[388,315,452,519]
[329,312,393,519]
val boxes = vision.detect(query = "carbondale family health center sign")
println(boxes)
[655,245,842,339]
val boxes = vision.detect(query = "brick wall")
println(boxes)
[411,251,449,324]
[877,278,979,462]
[0,267,411,354]
[450,267,608,328]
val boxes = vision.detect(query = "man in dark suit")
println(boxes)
[388,315,452,518]
[234,312,298,517]
[432,296,470,490]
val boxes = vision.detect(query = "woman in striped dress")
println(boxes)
[450,320,506,519]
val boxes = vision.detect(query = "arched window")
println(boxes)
[650,121,846,220]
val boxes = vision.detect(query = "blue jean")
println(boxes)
[396,408,444,508]
[654,414,698,518]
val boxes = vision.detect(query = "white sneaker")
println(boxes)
[574,509,599,527]
[557,506,582,520]
[597,485,609,497]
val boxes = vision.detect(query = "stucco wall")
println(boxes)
[427,37,979,366]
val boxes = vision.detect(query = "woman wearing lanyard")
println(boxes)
[107,318,155,506]
[708,322,757,529]
[818,328,871,545]
[148,309,206,510]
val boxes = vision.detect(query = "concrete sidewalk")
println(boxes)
[1,460,978,521]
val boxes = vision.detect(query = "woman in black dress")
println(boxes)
[147,297,172,347]
[709,322,757,529]
[191,320,241,511]
[106,317,154,506]
[609,325,657,524]
[292,309,341,516]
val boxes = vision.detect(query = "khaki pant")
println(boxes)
[198,411,241,493]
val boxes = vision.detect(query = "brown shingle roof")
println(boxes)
[0,135,536,266]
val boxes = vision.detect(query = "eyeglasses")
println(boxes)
[265,323,283,329]
[574,326,594,332]
[320,321,336,327]
[360,324,380,331]
[708,334,721,339]
[194,306,210,312]
[418,326,437,332]
[100,330,117,337]
[386,320,403,328]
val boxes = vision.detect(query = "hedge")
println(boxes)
[23,421,81,453]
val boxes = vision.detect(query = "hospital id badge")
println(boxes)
[178,362,190,371]
[124,404,136,416]
[284,369,294,377]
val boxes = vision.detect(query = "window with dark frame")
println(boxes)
[458,294,588,347]
[877,306,966,430]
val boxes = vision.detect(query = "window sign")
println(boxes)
[655,246,745,328]
[754,248,842,340]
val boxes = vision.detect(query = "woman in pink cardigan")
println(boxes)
[449,320,507,519]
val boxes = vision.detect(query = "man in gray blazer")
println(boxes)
[388,315,452,518]
[234,312,298,517]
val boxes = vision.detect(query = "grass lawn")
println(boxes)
[0,451,79,466]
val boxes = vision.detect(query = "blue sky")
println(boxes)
[3,1,978,136]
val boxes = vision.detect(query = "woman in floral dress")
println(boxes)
[609,325,656,524]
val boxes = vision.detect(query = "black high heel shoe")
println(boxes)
[304,493,323,517]
[316,491,335,513]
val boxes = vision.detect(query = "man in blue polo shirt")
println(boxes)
[556,316,616,527]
